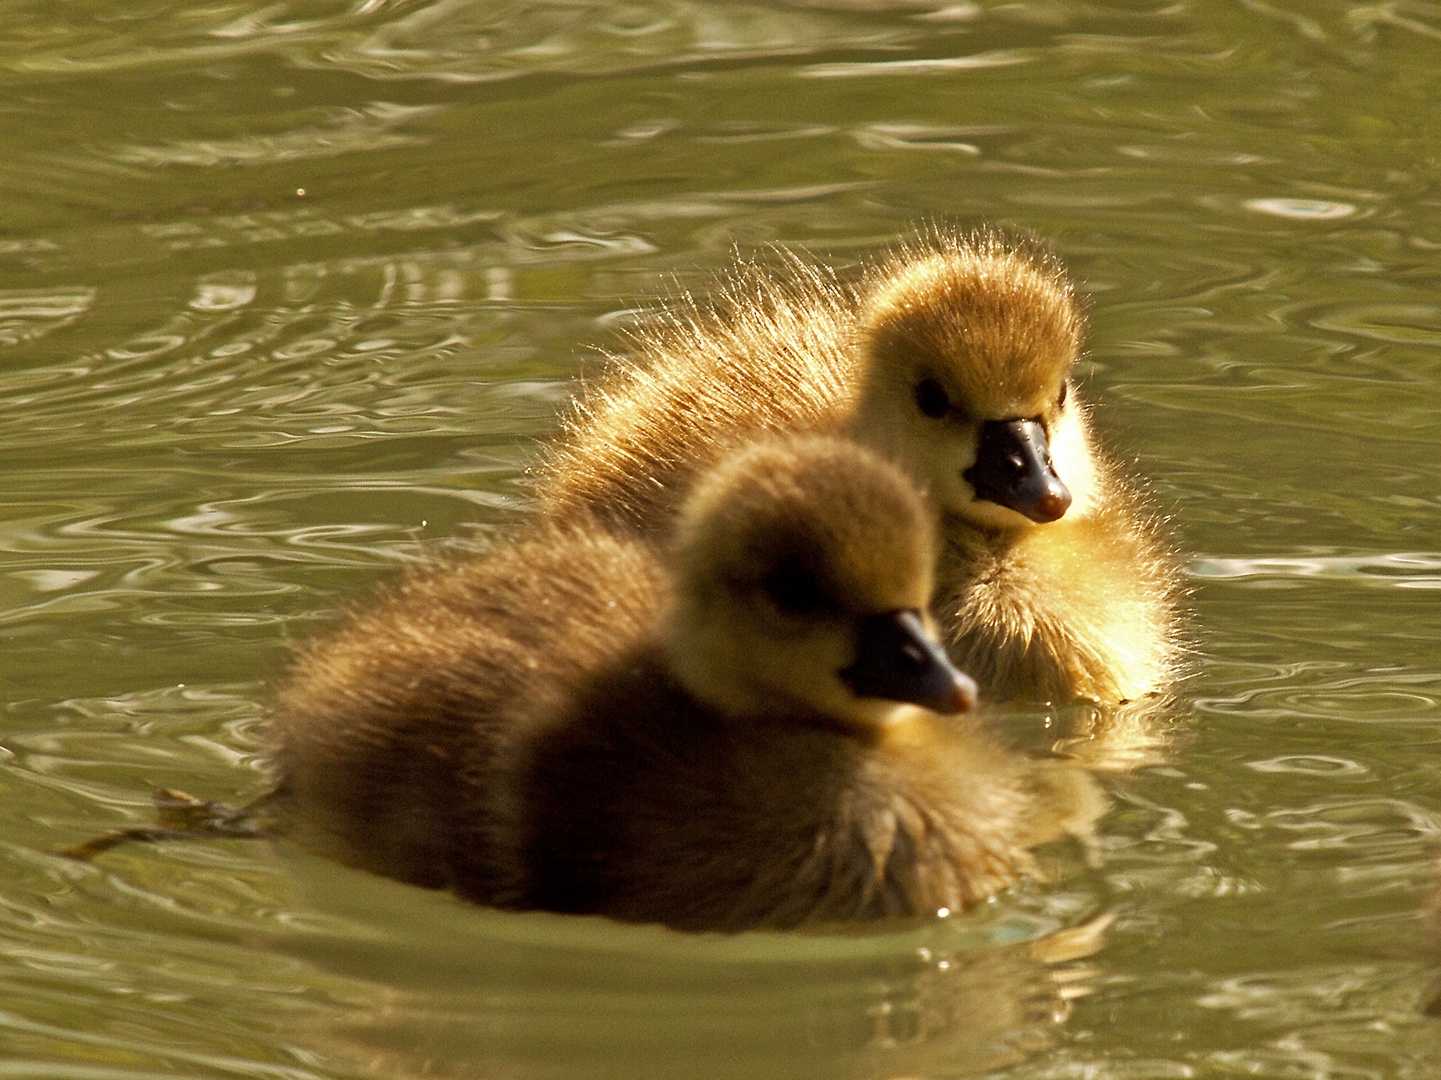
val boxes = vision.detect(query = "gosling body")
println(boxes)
[535,230,1183,704]
[267,437,1102,932]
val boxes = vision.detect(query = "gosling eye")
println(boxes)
[914,377,951,420]
[1055,380,1068,410]
[761,558,835,619]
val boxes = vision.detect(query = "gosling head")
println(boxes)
[664,436,977,731]
[849,231,1094,531]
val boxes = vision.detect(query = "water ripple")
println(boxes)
[113,102,444,169]
[1247,756,1369,777]
[1195,552,1441,589]
[800,50,1031,78]
[1245,197,1358,220]
[2,1,923,82]
[0,287,95,347]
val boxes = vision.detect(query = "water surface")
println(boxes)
[4,2,1441,1077]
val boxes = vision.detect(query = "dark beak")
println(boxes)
[963,418,1072,523]
[839,610,977,715]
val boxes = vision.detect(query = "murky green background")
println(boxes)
[4,1,1441,1076]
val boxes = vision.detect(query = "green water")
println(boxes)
[4,1,1441,1076]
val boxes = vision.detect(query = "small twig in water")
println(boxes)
[60,787,274,862]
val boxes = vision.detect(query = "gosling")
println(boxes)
[266,436,1104,932]
[534,229,1183,705]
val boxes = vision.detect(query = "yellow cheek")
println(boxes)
[1047,410,1098,514]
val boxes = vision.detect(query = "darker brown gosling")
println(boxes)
[266,436,1104,932]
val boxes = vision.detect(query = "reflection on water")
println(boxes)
[3,0,1441,1077]
[271,856,1111,1080]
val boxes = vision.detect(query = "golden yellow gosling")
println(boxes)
[535,229,1184,705]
